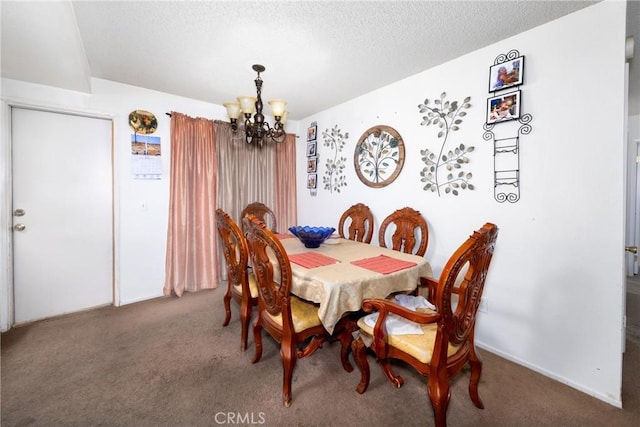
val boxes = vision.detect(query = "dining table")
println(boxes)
[274,234,433,335]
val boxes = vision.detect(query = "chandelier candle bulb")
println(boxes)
[223,102,241,119]
[237,96,257,115]
[268,99,287,118]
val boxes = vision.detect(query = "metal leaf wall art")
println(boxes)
[322,125,348,193]
[418,92,474,196]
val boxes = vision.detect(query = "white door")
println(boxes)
[11,108,113,324]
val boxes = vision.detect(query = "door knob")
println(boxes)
[14,209,25,217]
[625,246,637,254]
[14,224,26,232]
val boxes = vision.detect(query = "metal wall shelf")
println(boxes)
[483,114,533,203]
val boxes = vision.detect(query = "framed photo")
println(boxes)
[488,56,524,92]
[307,124,317,141]
[306,141,317,157]
[307,173,317,189]
[487,90,521,125]
[307,157,318,173]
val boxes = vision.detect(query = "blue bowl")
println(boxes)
[288,226,336,248]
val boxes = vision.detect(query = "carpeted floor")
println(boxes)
[1,288,638,427]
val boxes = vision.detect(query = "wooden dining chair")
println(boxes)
[352,223,499,427]
[338,203,374,243]
[241,202,277,233]
[378,206,429,256]
[215,209,258,351]
[242,214,331,407]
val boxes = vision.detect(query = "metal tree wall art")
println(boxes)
[354,125,405,188]
[418,92,474,196]
[321,125,349,193]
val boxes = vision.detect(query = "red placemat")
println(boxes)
[351,254,417,274]
[289,252,340,269]
[275,233,295,239]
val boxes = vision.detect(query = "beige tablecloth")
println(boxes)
[278,237,433,334]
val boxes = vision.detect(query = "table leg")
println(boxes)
[352,336,370,394]
[332,315,359,372]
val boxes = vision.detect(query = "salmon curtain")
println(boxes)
[163,112,218,297]
[274,133,297,232]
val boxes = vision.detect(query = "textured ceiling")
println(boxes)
[2,1,637,119]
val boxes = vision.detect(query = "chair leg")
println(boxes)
[296,335,325,358]
[222,290,232,327]
[379,359,404,388]
[281,337,296,407]
[427,369,451,427]
[251,315,263,364]
[468,346,485,409]
[352,337,370,394]
[239,298,252,352]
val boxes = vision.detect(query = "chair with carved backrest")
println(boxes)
[242,214,331,407]
[215,209,259,351]
[241,202,277,233]
[338,203,374,243]
[352,223,499,427]
[378,206,429,256]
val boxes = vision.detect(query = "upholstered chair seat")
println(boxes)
[232,273,259,300]
[265,296,323,332]
[356,314,461,364]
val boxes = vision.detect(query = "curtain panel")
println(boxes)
[274,133,298,232]
[215,122,276,224]
[164,117,297,292]
[214,122,297,280]
[163,113,218,297]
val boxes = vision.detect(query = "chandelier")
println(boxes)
[224,64,288,146]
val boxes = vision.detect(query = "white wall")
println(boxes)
[0,0,628,409]
[0,79,226,312]
[89,79,230,305]
[292,1,627,407]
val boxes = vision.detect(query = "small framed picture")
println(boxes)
[307,125,317,141]
[487,90,521,125]
[307,157,317,173]
[307,173,317,189]
[488,56,524,92]
[306,141,317,157]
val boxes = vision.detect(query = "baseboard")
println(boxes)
[628,280,640,296]
[627,323,640,344]
[119,292,166,306]
[475,340,623,409]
